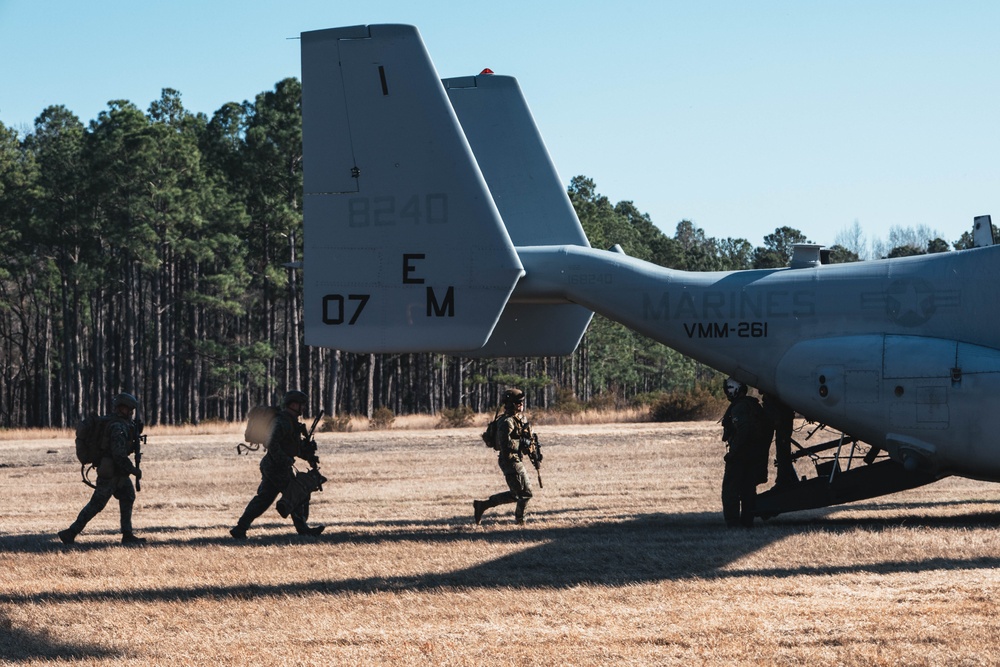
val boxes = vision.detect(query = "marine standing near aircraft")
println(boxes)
[297,24,1000,516]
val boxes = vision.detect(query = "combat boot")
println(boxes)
[57,528,77,544]
[275,499,290,518]
[121,533,147,546]
[473,500,486,525]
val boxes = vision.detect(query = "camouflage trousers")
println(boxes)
[721,459,757,527]
[68,474,136,536]
[480,458,533,520]
[235,459,311,533]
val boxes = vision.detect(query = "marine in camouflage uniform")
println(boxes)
[720,378,770,528]
[473,388,533,525]
[230,390,324,539]
[58,393,145,545]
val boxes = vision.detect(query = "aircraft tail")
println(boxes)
[300,24,591,354]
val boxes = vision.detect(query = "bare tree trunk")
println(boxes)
[328,349,340,417]
[366,353,375,418]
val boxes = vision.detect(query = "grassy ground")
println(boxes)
[2,420,1000,665]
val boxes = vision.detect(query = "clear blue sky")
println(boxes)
[2,0,998,251]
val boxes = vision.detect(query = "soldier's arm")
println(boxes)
[499,418,520,459]
[109,422,139,476]
[728,401,755,449]
[268,419,296,465]
[294,422,317,464]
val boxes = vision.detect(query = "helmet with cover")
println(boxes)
[282,390,309,407]
[723,378,747,401]
[113,392,139,410]
[501,388,525,409]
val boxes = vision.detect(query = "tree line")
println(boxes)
[0,80,976,428]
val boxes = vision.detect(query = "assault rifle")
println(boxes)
[276,410,328,519]
[303,410,324,474]
[520,424,543,488]
[133,418,146,492]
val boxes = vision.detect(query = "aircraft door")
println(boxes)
[775,335,885,442]
[882,336,955,431]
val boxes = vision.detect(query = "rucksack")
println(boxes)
[481,415,504,451]
[75,414,112,465]
[244,405,280,447]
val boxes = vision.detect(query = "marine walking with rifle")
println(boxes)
[473,388,543,526]
[59,392,146,545]
[231,390,326,539]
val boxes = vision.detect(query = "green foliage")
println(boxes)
[926,238,950,254]
[753,226,811,268]
[887,244,923,258]
[321,415,353,433]
[826,244,860,264]
[436,405,475,428]
[0,78,984,428]
[649,387,727,422]
[551,387,584,414]
[369,406,396,430]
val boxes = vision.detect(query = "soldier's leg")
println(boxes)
[113,477,138,535]
[509,463,533,523]
[721,463,741,527]
[291,496,324,536]
[739,474,757,527]
[234,476,281,533]
[473,490,510,524]
[773,404,798,487]
[291,499,308,532]
[483,490,516,508]
[65,480,115,537]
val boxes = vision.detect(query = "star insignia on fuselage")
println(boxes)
[860,278,960,327]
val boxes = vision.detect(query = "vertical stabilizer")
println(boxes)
[974,215,994,248]
[300,25,524,353]
[445,74,593,356]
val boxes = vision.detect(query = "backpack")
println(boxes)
[244,405,280,447]
[481,415,504,451]
[75,414,112,465]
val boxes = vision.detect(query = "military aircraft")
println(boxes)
[298,24,1000,516]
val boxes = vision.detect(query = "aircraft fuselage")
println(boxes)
[514,244,1000,479]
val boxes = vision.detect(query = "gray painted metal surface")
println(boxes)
[300,24,1000,504]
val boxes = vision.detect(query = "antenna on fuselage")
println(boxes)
[974,215,994,247]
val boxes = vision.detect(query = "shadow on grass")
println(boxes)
[4,506,1000,609]
[0,617,121,663]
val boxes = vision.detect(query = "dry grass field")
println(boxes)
[3,419,1000,665]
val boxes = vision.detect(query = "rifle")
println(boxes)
[520,424,543,489]
[303,410,325,490]
[133,418,146,492]
[277,410,328,518]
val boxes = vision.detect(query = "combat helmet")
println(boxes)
[723,378,747,400]
[113,392,139,410]
[282,390,309,407]
[501,388,525,408]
